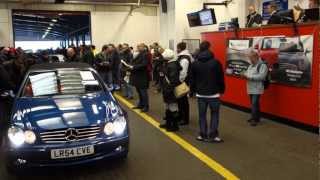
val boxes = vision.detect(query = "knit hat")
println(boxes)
[162,49,175,60]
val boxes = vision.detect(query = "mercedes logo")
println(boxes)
[65,128,79,141]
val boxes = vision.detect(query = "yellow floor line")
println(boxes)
[114,93,240,180]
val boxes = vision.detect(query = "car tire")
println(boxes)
[6,164,18,175]
[118,151,128,161]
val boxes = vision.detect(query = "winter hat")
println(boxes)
[162,49,175,60]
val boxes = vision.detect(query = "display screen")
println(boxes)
[199,9,216,25]
[187,9,217,27]
[187,12,201,27]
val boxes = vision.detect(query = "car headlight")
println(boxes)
[103,116,127,136]
[8,127,25,147]
[24,130,36,144]
[104,122,114,135]
[113,116,127,135]
[8,127,37,146]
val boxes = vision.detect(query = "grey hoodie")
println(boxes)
[245,59,268,95]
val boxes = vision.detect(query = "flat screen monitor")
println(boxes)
[187,12,201,27]
[305,8,319,21]
[199,9,217,26]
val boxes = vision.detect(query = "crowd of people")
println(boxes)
[0,40,268,143]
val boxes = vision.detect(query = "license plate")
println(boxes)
[50,145,94,159]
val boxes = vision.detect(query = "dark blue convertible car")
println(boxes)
[3,63,129,172]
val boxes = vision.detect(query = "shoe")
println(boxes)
[159,123,167,128]
[208,137,224,143]
[179,121,189,126]
[132,106,142,109]
[196,136,206,142]
[250,121,258,126]
[247,118,253,122]
[141,108,149,112]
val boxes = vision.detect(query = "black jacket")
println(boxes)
[267,11,282,25]
[65,55,81,63]
[246,12,262,27]
[95,52,113,72]
[162,60,181,103]
[120,50,133,78]
[130,52,150,89]
[190,50,225,96]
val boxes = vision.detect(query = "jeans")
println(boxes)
[100,71,113,88]
[197,97,220,138]
[178,95,189,123]
[136,88,149,109]
[123,82,133,98]
[249,94,260,121]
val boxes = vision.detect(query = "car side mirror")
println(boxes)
[305,49,311,56]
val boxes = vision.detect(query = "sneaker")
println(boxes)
[196,136,206,142]
[208,137,224,143]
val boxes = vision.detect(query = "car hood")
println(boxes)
[11,92,123,131]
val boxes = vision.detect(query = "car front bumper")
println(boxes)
[4,135,129,168]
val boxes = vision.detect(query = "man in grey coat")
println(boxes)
[241,49,268,126]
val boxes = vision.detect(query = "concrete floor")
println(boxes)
[0,88,317,180]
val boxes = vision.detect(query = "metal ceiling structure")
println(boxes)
[13,10,90,43]
[1,0,159,6]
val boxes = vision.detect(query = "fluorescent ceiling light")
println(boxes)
[50,23,54,26]
[52,19,58,22]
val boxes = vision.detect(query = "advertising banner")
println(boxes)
[226,35,313,87]
[262,0,289,21]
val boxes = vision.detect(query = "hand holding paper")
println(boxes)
[121,60,133,69]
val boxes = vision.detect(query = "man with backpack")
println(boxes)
[176,42,193,126]
[241,48,268,126]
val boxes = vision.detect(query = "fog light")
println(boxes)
[115,146,123,152]
[16,158,27,165]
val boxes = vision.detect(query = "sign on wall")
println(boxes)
[262,0,289,20]
[226,35,314,87]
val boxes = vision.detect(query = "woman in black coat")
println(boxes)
[159,49,182,132]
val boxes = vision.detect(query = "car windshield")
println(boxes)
[22,69,103,97]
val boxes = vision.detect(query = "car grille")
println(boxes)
[39,126,101,144]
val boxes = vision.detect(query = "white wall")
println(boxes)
[159,0,248,51]
[0,3,160,49]
[159,0,175,49]
[0,4,13,47]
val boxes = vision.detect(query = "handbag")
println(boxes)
[164,75,190,98]
[174,82,190,98]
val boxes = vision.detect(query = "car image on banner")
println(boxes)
[226,35,313,87]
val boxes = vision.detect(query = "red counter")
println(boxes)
[201,23,319,127]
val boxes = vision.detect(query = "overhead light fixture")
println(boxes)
[58,13,63,16]
[50,23,54,26]
[48,27,52,30]
[52,19,57,22]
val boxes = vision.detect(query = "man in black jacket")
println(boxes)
[128,44,150,112]
[190,41,225,143]
[246,5,262,27]
[65,47,81,62]
[267,2,282,25]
